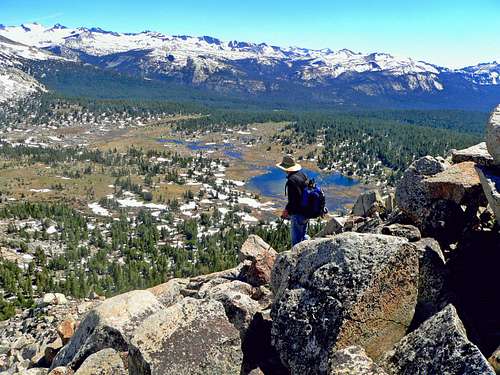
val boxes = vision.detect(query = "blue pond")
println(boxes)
[247,167,359,212]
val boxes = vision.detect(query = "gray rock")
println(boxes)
[50,290,163,370]
[0,344,9,355]
[271,233,419,374]
[329,346,387,375]
[74,348,126,375]
[476,165,500,226]
[486,104,500,165]
[147,278,189,307]
[395,161,433,225]
[381,224,421,242]
[351,191,384,217]
[424,161,486,206]
[44,336,63,365]
[381,305,495,375]
[19,368,49,375]
[128,297,242,375]
[382,193,396,213]
[452,142,494,166]
[39,293,67,306]
[48,367,73,375]
[412,238,449,326]
[200,280,261,334]
[316,216,344,237]
[21,343,38,361]
[238,235,277,287]
[396,158,479,243]
[413,155,449,176]
[489,344,500,374]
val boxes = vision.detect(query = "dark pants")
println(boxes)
[291,214,309,246]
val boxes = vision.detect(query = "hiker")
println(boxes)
[277,155,310,246]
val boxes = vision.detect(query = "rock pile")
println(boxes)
[0,235,279,375]
[0,294,99,374]
[2,107,500,374]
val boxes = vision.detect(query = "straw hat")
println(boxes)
[276,155,302,172]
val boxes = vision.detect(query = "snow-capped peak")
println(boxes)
[0,22,441,74]
[0,22,497,91]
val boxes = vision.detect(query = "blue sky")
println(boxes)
[1,0,499,68]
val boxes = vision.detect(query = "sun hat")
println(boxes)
[276,155,302,172]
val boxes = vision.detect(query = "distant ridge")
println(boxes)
[0,22,499,110]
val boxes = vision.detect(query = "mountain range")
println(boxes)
[0,22,499,110]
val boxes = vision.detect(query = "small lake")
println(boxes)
[159,138,362,212]
[247,167,359,212]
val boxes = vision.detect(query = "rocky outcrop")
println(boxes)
[199,280,262,334]
[395,156,488,244]
[74,348,126,375]
[50,290,163,370]
[381,305,495,375]
[329,346,387,375]
[0,294,99,374]
[316,216,345,237]
[452,142,494,166]
[486,105,500,165]
[351,190,385,217]
[424,161,486,212]
[39,293,68,306]
[411,238,449,326]
[239,235,278,287]
[128,297,242,375]
[147,278,189,307]
[381,224,421,242]
[395,155,448,225]
[57,319,76,345]
[476,164,500,225]
[271,232,419,374]
[32,236,278,375]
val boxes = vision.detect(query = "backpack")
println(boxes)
[301,179,327,219]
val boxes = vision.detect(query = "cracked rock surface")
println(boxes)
[271,232,418,375]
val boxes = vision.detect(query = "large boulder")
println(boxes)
[486,104,500,165]
[381,224,421,242]
[424,161,486,207]
[50,290,163,370]
[147,278,189,307]
[452,142,494,166]
[239,235,278,287]
[57,319,76,345]
[411,238,449,327]
[395,156,448,225]
[351,190,384,217]
[476,165,500,226]
[381,305,495,375]
[199,280,261,334]
[329,346,387,375]
[395,157,485,243]
[316,216,345,237]
[271,233,419,374]
[128,297,243,375]
[74,348,126,375]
